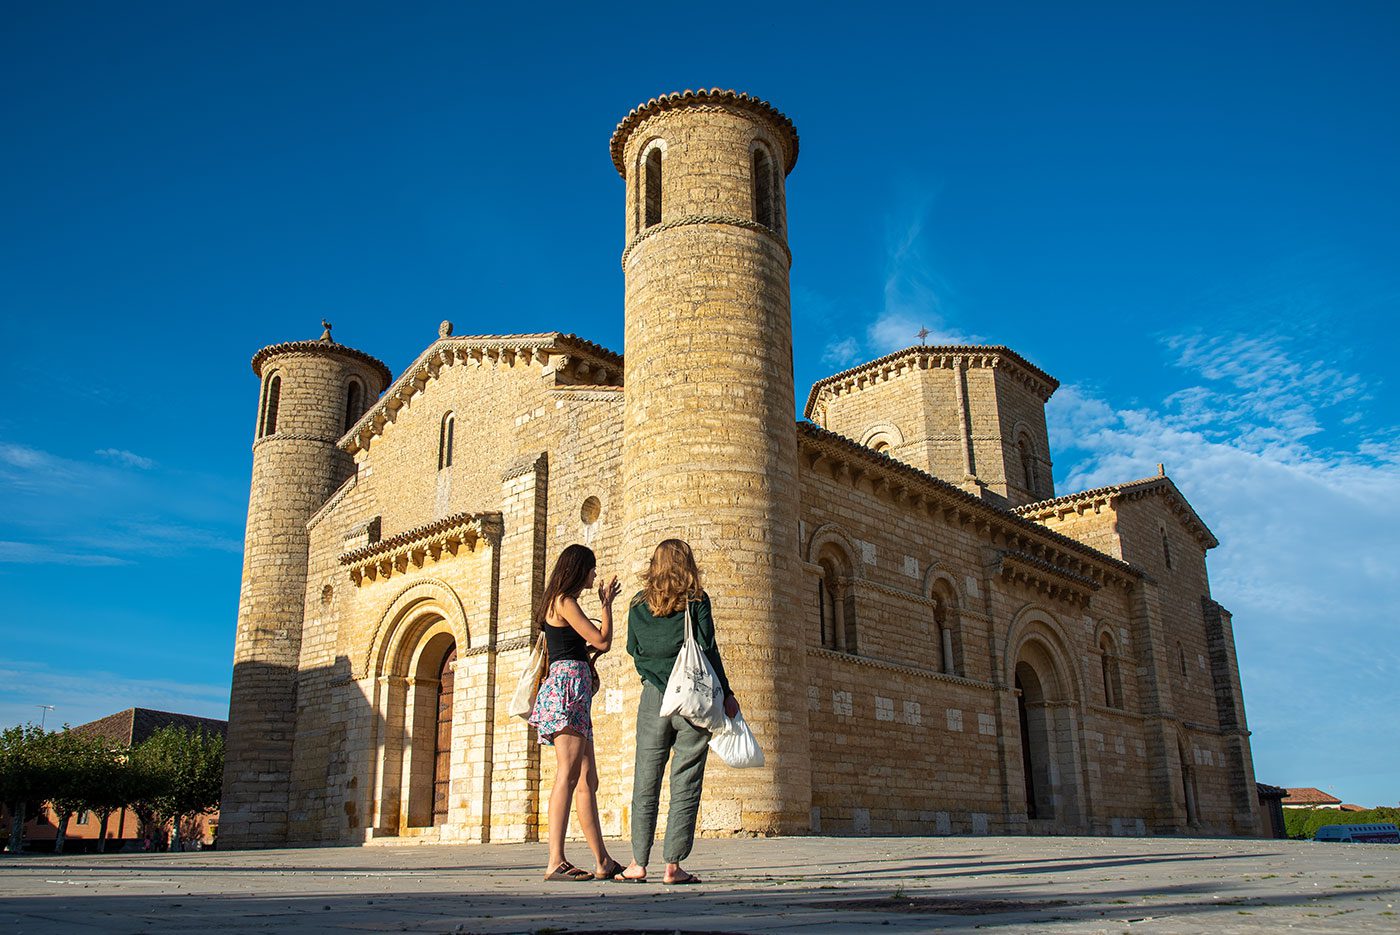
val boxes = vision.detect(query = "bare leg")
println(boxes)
[571,739,614,874]
[546,732,586,873]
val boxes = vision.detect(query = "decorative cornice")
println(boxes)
[1013,474,1219,550]
[990,549,1099,609]
[340,511,502,585]
[549,385,624,403]
[796,421,1140,590]
[251,338,393,386]
[252,432,342,450]
[611,88,799,177]
[808,646,996,691]
[805,345,1059,420]
[341,333,623,456]
[621,214,789,269]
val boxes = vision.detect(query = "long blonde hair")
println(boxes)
[641,539,703,616]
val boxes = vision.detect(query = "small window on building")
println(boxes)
[75,810,89,825]
[259,373,282,438]
[644,147,662,229]
[1099,632,1123,708]
[816,543,857,653]
[871,439,890,455]
[931,583,959,676]
[438,412,455,470]
[343,379,364,433]
[752,145,775,229]
[1018,436,1038,494]
[1178,642,1188,678]
[1162,527,1173,569]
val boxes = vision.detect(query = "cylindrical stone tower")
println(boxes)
[220,325,391,848]
[613,90,811,834]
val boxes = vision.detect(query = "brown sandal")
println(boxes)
[544,860,593,882]
[594,858,627,881]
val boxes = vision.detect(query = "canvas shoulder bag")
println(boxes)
[657,598,725,730]
[508,631,548,719]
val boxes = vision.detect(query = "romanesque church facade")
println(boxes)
[220,90,1262,848]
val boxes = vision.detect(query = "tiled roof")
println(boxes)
[805,344,1059,419]
[341,332,622,456]
[1013,474,1220,551]
[796,421,1140,585]
[1282,787,1342,806]
[74,707,227,746]
[251,335,393,385]
[611,88,799,176]
[1255,783,1288,798]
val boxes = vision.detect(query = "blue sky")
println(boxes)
[2,2,1396,806]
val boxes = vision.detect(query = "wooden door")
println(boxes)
[432,648,456,824]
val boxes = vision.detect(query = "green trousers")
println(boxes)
[630,681,711,865]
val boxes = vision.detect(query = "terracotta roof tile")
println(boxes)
[1282,787,1342,805]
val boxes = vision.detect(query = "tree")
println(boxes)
[47,731,120,854]
[87,750,140,853]
[46,727,121,856]
[129,726,224,851]
[0,724,53,854]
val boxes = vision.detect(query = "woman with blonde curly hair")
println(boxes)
[614,539,739,885]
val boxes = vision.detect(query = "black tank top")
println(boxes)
[544,621,590,663]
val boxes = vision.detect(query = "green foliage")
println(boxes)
[0,724,53,809]
[129,726,225,824]
[47,730,118,817]
[1284,807,1400,840]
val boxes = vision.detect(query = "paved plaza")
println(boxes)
[2,835,1397,933]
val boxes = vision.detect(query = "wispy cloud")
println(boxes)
[811,193,982,369]
[821,337,861,369]
[0,660,229,731]
[95,447,156,469]
[0,540,132,566]
[0,440,242,564]
[1049,330,1400,804]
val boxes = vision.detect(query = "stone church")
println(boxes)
[220,89,1263,848]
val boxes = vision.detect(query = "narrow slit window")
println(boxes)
[439,413,455,470]
[343,379,364,433]
[1162,527,1173,569]
[261,374,281,437]
[753,147,774,228]
[644,148,662,228]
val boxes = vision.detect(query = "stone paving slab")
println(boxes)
[1,836,1397,934]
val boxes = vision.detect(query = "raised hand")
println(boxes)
[597,574,621,607]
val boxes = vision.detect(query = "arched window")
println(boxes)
[438,413,455,470]
[816,543,856,653]
[930,581,959,676]
[644,147,662,229]
[259,373,281,438]
[1018,435,1038,494]
[1099,632,1123,708]
[1161,527,1173,569]
[343,378,364,433]
[752,145,775,229]
[871,439,890,455]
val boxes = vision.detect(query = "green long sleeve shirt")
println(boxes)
[625,592,733,697]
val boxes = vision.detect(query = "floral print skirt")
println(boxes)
[529,660,594,745]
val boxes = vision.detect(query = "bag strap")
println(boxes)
[683,597,695,644]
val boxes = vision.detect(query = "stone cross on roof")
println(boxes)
[917,326,931,345]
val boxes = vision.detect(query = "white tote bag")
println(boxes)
[658,599,725,730]
[508,632,548,719]
[708,712,764,768]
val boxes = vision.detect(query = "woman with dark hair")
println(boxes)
[615,538,739,885]
[529,543,625,882]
